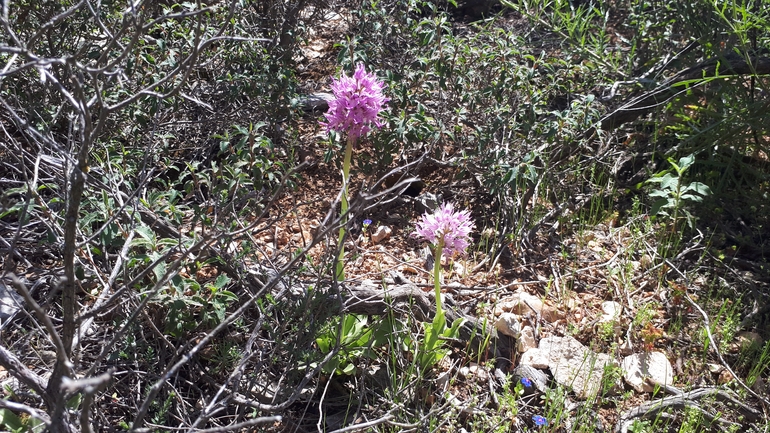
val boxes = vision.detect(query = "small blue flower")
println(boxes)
[532,415,548,426]
[520,377,532,388]
[363,219,372,227]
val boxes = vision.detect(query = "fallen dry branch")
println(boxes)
[342,275,514,368]
[614,386,762,433]
[591,53,770,136]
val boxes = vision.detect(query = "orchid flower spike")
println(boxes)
[321,63,389,140]
[413,202,475,257]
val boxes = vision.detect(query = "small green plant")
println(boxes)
[0,408,41,433]
[542,386,568,431]
[646,154,712,231]
[742,340,770,389]
[150,391,175,425]
[627,419,654,433]
[211,123,289,213]
[601,363,624,396]
[598,320,616,344]
[315,313,372,375]
[633,301,659,329]
[161,274,238,338]
[315,314,407,376]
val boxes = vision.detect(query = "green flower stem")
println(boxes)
[336,136,355,281]
[432,240,444,317]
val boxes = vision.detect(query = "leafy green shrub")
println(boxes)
[160,274,238,338]
[646,154,712,230]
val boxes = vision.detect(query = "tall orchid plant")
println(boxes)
[413,202,474,370]
[322,64,388,281]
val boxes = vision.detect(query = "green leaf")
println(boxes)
[148,252,167,281]
[646,172,676,189]
[133,225,156,247]
[678,154,695,171]
[680,193,704,202]
[657,173,679,191]
[444,317,464,339]
[216,290,238,301]
[316,335,332,353]
[650,198,670,216]
[67,393,82,410]
[0,408,24,431]
[213,274,230,289]
[340,362,356,375]
[683,182,711,196]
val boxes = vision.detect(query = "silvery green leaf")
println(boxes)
[678,154,695,170]
[683,182,711,196]
[681,193,703,202]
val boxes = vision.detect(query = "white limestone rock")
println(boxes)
[539,335,620,399]
[520,348,549,369]
[495,291,563,322]
[370,225,392,243]
[517,326,537,353]
[599,301,622,323]
[495,313,522,338]
[621,351,674,393]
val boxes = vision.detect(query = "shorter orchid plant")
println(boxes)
[412,202,474,371]
[322,64,388,281]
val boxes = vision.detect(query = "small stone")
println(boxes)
[707,363,723,373]
[296,92,334,112]
[371,225,392,243]
[734,331,764,351]
[459,366,471,378]
[495,313,522,338]
[467,363,489,382]
[509,291,543,315]
[718,369,734,385]
[414,192,440,214]
[599,301,622,323]
[621,352,674,393]
[496,291,564,323]
[512,364,550,393]
[619,339,634,356]
[452,261,465,276]
[0,281,23,320]
[517,326,537,353]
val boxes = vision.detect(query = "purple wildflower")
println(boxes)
[363,219,372,227]
[520,377,532,388]
[413,202,474,257]
[322,64,389,140]
[532,415,548,426]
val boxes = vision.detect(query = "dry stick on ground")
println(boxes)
[615,256,766,432]
[614,386,761,433]
[665,258,770,409]
[586,53,770,139]
[342,276,514,368]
